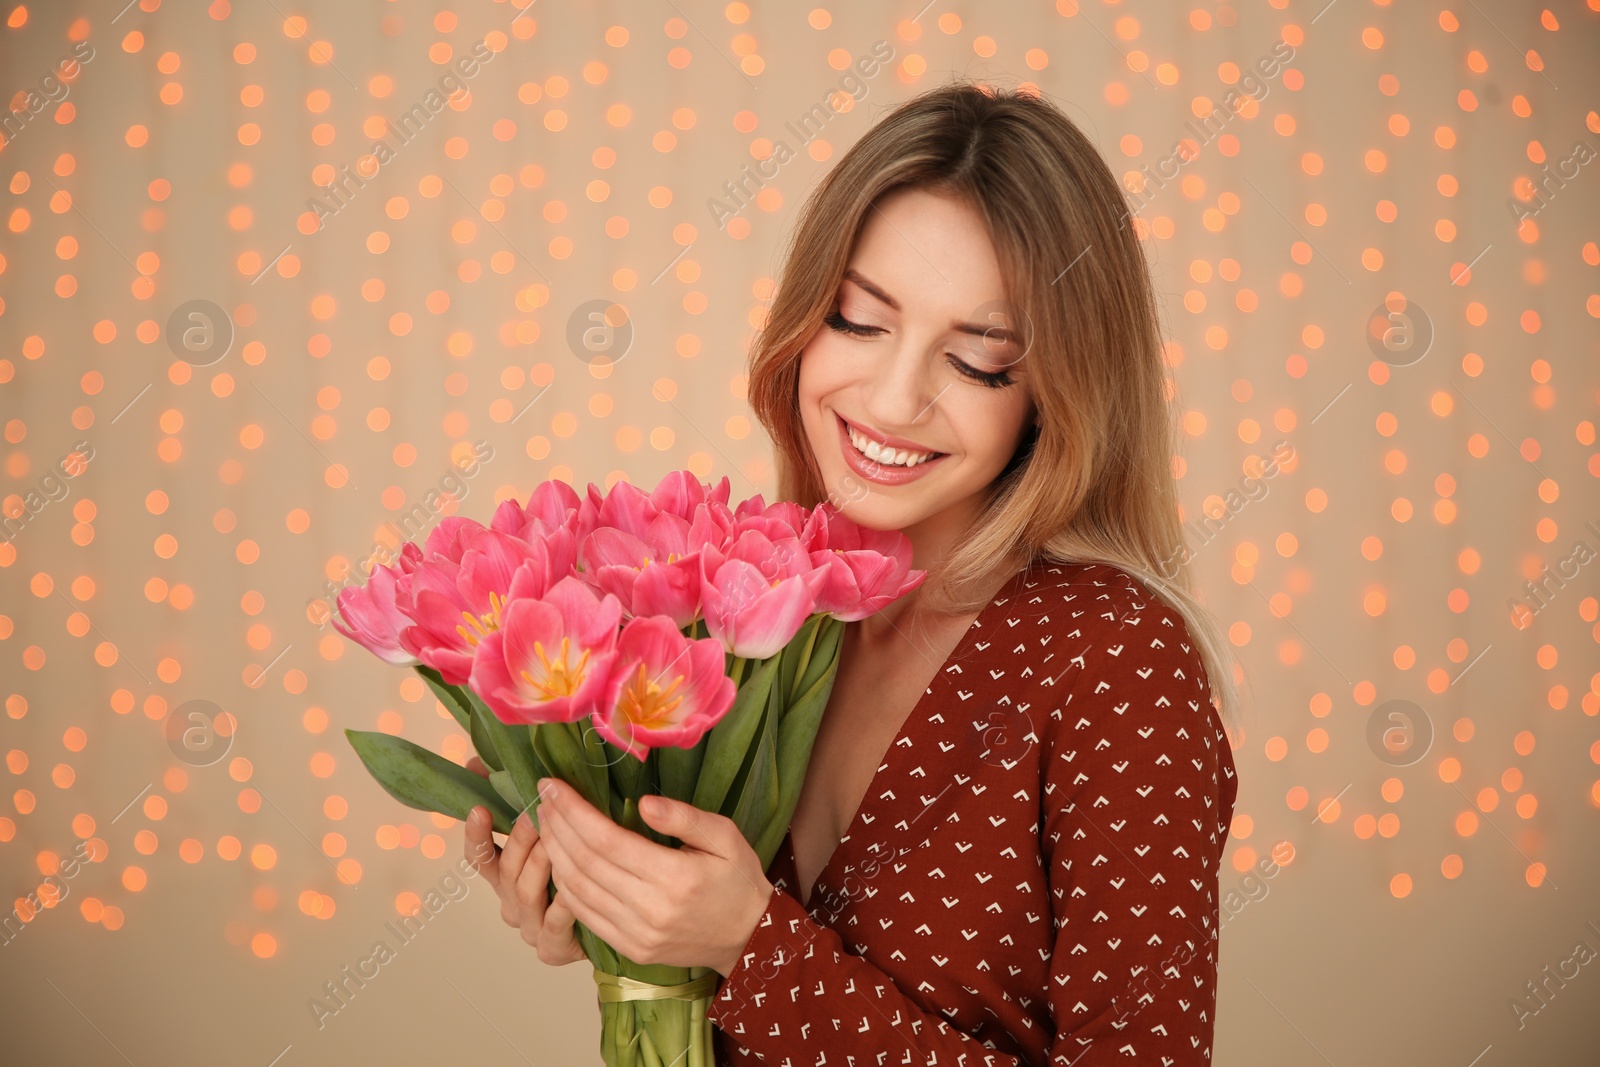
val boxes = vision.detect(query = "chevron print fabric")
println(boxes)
[708,560,1240,1066]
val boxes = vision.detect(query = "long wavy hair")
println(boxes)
[747,80,1245,736]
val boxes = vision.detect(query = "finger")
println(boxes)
[541,787,660,881]
[650,798,730,860]
[541,810,638,928]
[464,807,502,890]
[547,860,628,959]
[499,811,540,893]
[542,887,587,964]
[465,755,491,779]
[513,837,552,922]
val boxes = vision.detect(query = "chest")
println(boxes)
[786,618,974,908]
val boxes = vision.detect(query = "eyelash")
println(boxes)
[823,308,1017,389]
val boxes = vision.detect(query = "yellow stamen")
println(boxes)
[454,589,506,648]
[519,636,591,699]
[619,661,686,728]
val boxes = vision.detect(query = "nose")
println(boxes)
[859,333,949,433]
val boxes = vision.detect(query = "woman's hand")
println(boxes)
[535,777,774,977]
[462,756,586,968]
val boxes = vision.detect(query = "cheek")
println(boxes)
[796,337,845,399]
[795,340,845,430]
[959,395,1033,467]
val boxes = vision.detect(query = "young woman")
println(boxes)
[465,81,1243,1065]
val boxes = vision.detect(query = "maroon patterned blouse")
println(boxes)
[708,559,1239,1065]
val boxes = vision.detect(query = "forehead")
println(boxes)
[847,187,1009,315]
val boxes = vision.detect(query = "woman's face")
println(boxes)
[797,186,1036,559]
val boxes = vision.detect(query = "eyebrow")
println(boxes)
[843,268,1023,348]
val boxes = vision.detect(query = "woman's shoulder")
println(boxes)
[987,557,1197,654]
[995,556,1217,717]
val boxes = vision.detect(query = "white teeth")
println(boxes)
[846,423,938,467]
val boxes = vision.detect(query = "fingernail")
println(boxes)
[539,778,557,800]
[516,811,532,831]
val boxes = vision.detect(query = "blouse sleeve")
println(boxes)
[708,883,1031,1065]
[706,607,1234,1066]
[1034,611,1233,1062]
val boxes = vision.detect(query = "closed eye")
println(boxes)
[823,308,1017,389]
[823,308,880,337]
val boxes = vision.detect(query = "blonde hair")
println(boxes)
[747,80,1245,736]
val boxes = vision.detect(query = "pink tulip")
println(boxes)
[654,470,732,518]
[600,471,730,532]
[804,503,927,621]
[699,529,829,659]
[397,526,550,685]
[579,502,733,627]
[421,514,486,563]
[733,492,812,543]
[489,481,582,543]
[591,614,736,761]
[574,473,732,555]
[470,573,625,726]
[332,541,424,665]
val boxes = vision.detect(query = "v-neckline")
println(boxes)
[784,561,1035,912]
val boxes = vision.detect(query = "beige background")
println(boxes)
[3,0,1598,1063]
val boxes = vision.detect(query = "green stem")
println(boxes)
[790,613,822,702]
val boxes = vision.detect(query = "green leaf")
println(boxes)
[691,653,778,817]
[791,615,844,711]
[531,720,610,822]
[610,742,649,803]
[656,734,705,805]
[753,627,844,863]
[344,728,516,834]
[414,664,506,774]
[415,664,472,732]
[576,723,618,825]
[465,689,550,817]
[487,768,524,811]
[727,675,781,852]
[466,696,505,772]
[776,615,820,710]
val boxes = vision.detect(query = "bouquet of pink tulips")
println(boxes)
[333,470,924,1066]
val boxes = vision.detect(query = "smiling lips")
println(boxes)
[832,415,940,463]
[834,412,950,485]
